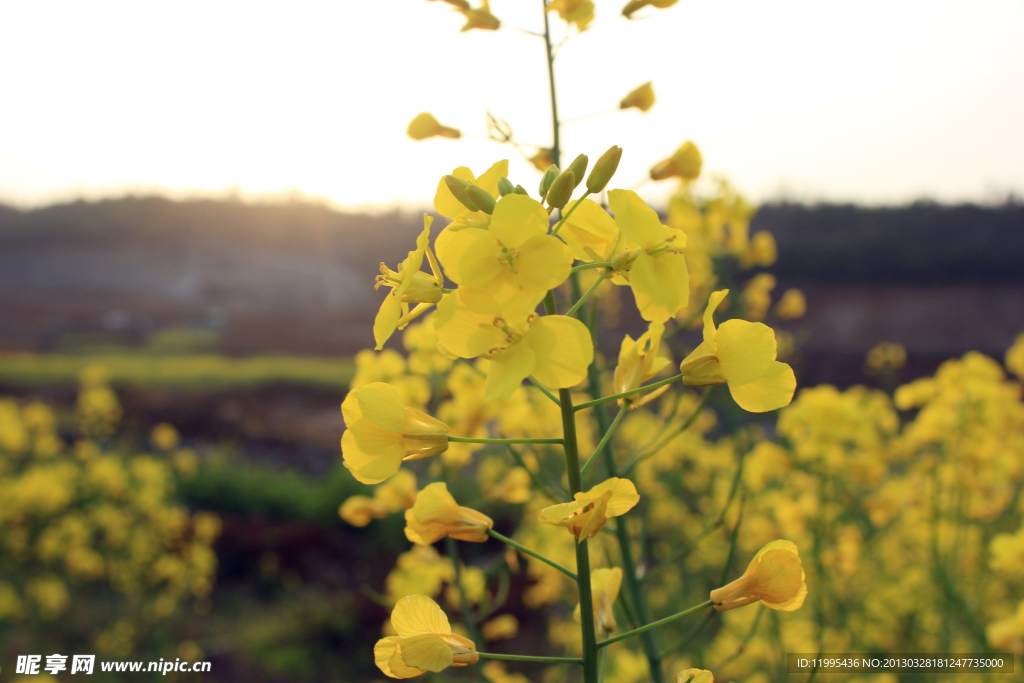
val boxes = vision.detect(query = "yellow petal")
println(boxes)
[728,361,796,413]
[702,290,729,346]
[342,429,404,485]
[375,636,423,679]
[391,594,452,637]
[608,189,664,249]
[434,293,508,358]
[455,229,503,287]
[396,634,455,673]
[474,159,509,200]
[752,540,807,609]
[577,490,613,540]
[352,383,408,432]
[580,477,640,517]
[485,341,537,402]
[629,251,689,323]
[413,482,460,523]
[715,320,776,387]
[458,281,545,317]
[434,166,477,220]
[489,194,550,247]
[394,216,433,300]
[526,316,594,390]
[559,197,620,262]
[374,295,403,350]
[513,235,573,292]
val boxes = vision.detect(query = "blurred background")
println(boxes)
[1,1,1023,681]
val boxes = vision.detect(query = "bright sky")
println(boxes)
[2,0,1022,210]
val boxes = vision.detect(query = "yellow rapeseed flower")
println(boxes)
[438,194,573,314]
[548,0,595,30]
[623,0,679,19]
[460,1,500,31]
[558,197,622,263]
[434,293,593,402]
[573,567,622,636]
[341,383,449,484]
[375,215,445,349]
[404,482,493,544]
[774,288,806,320]
[679,289,796,413]
[608,189,689,323]
[613,322,671,408]
[650,141,702,181]
[374,595,478,678]
[539,478,640,540]
[407,112,462,141]
[619,82,655,112]
[710,539,807,612]
[677,669,714,683]
[1007,332,1024,379]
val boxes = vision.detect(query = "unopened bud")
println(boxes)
[514,184,529,195]
[539,165,560,198]
[587,145,622,193]
[445,175,480,212]
[465,185,496,215]
[610,247,640,272]
[545,169,575,209]
[497,177,516,197]
[568,154,588,190]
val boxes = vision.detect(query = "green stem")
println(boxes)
[447,537,481,646]
[574,374,684,413]
[580,403,627,480]
[487,529,577,581]
[541,0,561,168]
[478,652,584,664]
[566,268,609,317]
[552,192,592,235]
[449,436,564,445]
[571,261,613,273]
[528,375,561,406]
[586,362,665,683]
[598,601,714,649]
[546,289,599,683]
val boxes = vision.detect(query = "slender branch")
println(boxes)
[506,444,565,500]
[566,268,609,317]
[597,601,714,649]
[574,374,684,413]
[580,403,627,480]
[478,652,584,664]
[572,261,613,273]
[542,1,561,168]
[659,611,715,658]
[552,191,592,235]
[528,375,561,406]
[488,528,577,581]
[449,435,564,445]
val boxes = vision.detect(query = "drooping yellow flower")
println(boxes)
[677,669,714,683]
[341,383,449,484]
[573,567,622,636]
[650,141,702,181]
[710,539,807,612]
[539,478,640,541]
[613,322,671,409]
[340,495,389,527]
[608,189,689,323]
[529,148,556,172]
[404,482,493,545]
[679,289,796,413]
[623,0,679,18]
[375,215,445,349]
[619,82,655,112]
[434,292,593,402]
[340,470,419,527]
[438,194,573,314]
[374,595,478,678]
[547,0,595,30]
[460,1,500,31]
[407,112,462,141]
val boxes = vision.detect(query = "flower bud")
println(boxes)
[445,175,481,212]
[465,184,496,215]
[514,184,529,195]
[586,145,622,193]
[497,176,516,196]
[539,164,560,198]
[568,154,589,190]
[407,112,462,141]
[545,169,576,209]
